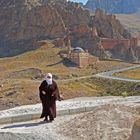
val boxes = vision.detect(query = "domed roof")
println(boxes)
[72,47,85,53]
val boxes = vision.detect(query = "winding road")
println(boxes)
[4,65,140,85]
[95,65,140,82]
[57,65,140,83]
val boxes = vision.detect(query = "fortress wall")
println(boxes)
[69,53,79,65]
[101,38,131,49]
[130,37,138,47]
[101,37,138,50]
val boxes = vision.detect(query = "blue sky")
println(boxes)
[70,0,88,5]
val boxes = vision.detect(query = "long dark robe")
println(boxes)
[39,80,60,120]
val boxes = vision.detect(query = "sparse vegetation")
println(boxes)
[0,40,137,110]
[114,68,140,80]
[121,91,128,97]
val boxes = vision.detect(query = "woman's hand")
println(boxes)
[59,94,64,101]
[42,91,46,95]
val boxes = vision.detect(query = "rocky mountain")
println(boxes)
[0,0,139,62]
[0,0,90,56]
[0,0,91,42]
[0,0,130,43]
[66,9,137,61]
[85,0,140,14]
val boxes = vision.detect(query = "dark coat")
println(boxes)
[39,80,60,119]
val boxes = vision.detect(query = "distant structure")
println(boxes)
[69,47,89,68]
[66,38,89,68]
[91,26,138,50]
[67,38,72,55]
[101,37,138,50]
[91,26,139,61]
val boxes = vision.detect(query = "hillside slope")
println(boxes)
[85,0,140,14]
[0,40,136,110]
[116,11,140,39]
[0,0,136,62]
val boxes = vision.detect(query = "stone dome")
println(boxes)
[72,47,85,53]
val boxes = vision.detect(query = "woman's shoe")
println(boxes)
[49,118,54,122]
[43,118,49,122]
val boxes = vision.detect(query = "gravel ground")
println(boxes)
[0,114,78,140]
[58,104,140,140]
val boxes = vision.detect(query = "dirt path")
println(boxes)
[7,65,140,84]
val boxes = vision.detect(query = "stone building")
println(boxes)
[64,37,90,68]
[69,47,89,68]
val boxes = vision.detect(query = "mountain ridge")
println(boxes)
[85,0,140,14]
[0,0,139,62]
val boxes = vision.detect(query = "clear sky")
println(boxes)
[69,0,88,5]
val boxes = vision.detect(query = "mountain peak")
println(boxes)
[85,0,140,14]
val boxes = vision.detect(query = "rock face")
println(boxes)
[90,8,131,39]
[0,0,90,57]
[85,0,140,14]
[66,9,139,61]
[0,0,90,42]
[58,104,140,140]
[0,0,128,43]
[130,119,140,140]
[0,0,139,62]
[0,0,65,42]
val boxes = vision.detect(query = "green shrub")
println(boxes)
[121,91,128,97]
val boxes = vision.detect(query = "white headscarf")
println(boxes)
[45,73,53,85]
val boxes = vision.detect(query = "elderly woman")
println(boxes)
[39,73,62,122]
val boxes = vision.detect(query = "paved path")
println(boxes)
[0,96,140,140]
[0,96,140,124]
[95,65,140,82]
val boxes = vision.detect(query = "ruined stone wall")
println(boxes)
[79,53,89,68]
[101,38,131,49]
[69,53,80,66]
[69,52,89,68]
[130,37,138,47]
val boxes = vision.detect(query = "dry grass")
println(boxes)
[0,40,136,110]
[114,68,140,80]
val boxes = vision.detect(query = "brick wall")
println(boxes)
[130,37,138,47]
[79,53,89,68]
[69,52,89,68]
[101,38,130,49]
[70,53,79,65]
[101,37,138,50]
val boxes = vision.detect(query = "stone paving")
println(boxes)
[0,96,140,124]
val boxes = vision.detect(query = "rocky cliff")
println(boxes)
[85,0,140,14]
[0,0,91,42]
[0,0,65,42]
[66,9,138,61]
[0,0,130,43]
[89,9,131,39]
[0,0,90,56]
[0,0,139,62]
[130,119,140,140]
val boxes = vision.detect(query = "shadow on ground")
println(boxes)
[1,121,49,129]
[0,40,44,58]
[47,58,77,68]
